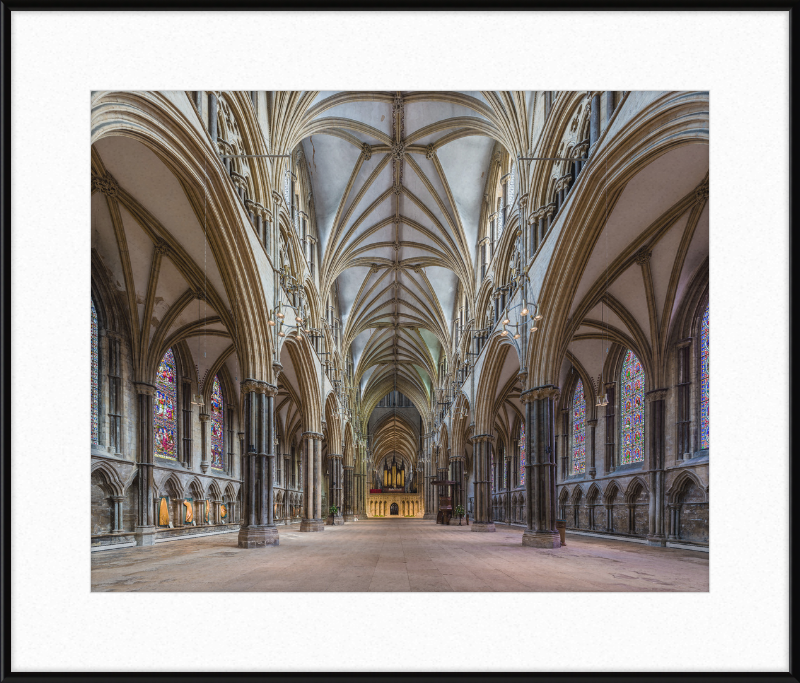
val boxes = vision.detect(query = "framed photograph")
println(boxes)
[3,5,791,677]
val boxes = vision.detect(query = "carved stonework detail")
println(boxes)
[391,141,406,161]
[425,144,436,160]
[154,238,170,256]
[240,379,262,395]
[646,388,668,403]
[393,184,403,196]
[92,172,119,198]
[199,413,211,422]
[362,143,372,161]
[695,178,709,203]
[134,382,156,396]
[523,385,560,403]
[634,248,652,266]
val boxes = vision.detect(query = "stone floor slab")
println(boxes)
[91,519,708,592]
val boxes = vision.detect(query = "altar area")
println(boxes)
[366,492,424,518]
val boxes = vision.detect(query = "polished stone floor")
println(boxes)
[91,518,709,592]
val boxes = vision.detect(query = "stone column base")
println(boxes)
[422,513,436,520]
[646,535,667,547]
[237,525,279,548]
[134,526,157,546]
[326,515,345,526]
[522,530,562,548]
[300,518,325,532]
[471,522,496,532]
[343,514,356,522]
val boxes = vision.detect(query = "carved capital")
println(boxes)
[199,413,211,422]
[302,431,324,441]
[586,419,598,427]
[92,171,119,198]
[543,202,557,217]
[555,174,573,192]
[240,379,262,395]
[522,384,561,403]
[645,388,668,403]
[134,382,156,396]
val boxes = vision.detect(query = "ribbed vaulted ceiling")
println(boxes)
[294,91,501,409]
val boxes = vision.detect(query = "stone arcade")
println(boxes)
[91,90,709,591]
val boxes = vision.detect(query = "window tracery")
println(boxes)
[700,305,709,449]
[572,379,586,474]
[620,349,645,465]
[154,348,177,459]
[91,299,99,445]
[210,375,225,470]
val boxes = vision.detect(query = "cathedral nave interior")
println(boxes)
[90,89,709,590]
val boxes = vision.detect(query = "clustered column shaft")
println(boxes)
[646,389,668,546]
[300,432,325,532]
[522,387,561,548]
[470,435,495,532]
[237,381,279,548]
[134,383,156,546]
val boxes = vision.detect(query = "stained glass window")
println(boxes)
[210,376,225,470]
[572,379,586,473]
[91,299,99,445]
[700,305,709,449]
[154,348,177,459]
[620,349,645,465]
[519,423,526,486]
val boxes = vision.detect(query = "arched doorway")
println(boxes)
[390,503,399,515]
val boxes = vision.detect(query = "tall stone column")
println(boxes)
[326,454,344,525]
[133,382,156,546]
[237,381,279,548]
[605,91,616,125]
[646,388,668,546]
[450,455,465,513]
[471,435,496,532]
[521,386,562,548]
[589,91,601,151]
[436,466,447,521]
[300,432,324,532]
[208,92,218,143]
[199,412,210,473]
[343,465,355,522]
[587,418,598,478]
[111,495,124,533]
